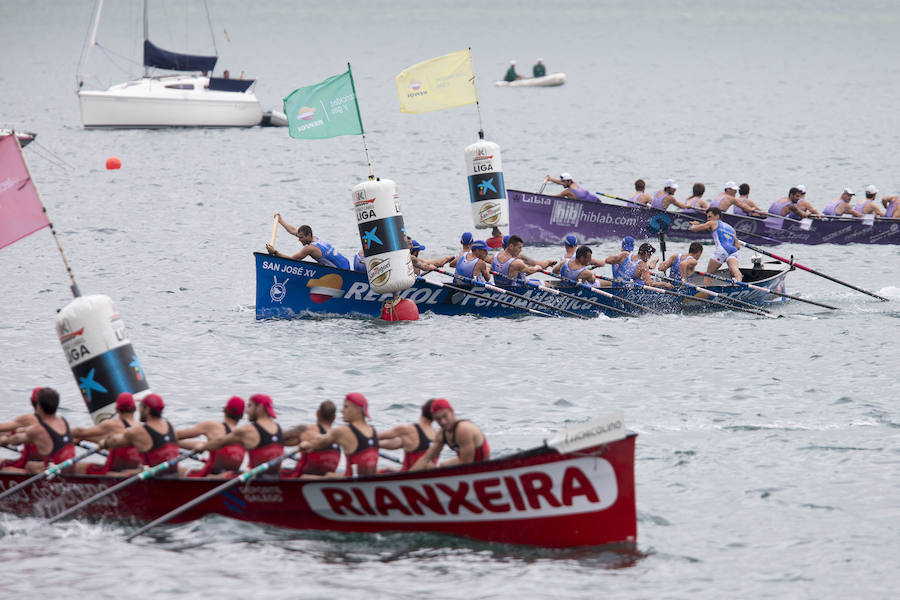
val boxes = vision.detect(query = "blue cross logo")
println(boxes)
[79,368,108,404]
[362,226,383,249]
[477,177,496,195]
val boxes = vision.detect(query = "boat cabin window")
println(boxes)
[165,83,195,90]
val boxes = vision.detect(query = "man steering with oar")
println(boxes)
[690,207,743,283]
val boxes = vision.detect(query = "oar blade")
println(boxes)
[547,411,626,454]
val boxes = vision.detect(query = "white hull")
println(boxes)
[78,75,263,128]
[495,73,566,88]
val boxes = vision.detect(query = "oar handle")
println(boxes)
[269,215,279,247]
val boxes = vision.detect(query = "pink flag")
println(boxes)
[0,134,49,250]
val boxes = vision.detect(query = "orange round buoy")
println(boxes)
[105,157,122,170]
[381,298,419,322]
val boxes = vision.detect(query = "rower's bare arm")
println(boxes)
[275,213,298,236]
[454,425,477,464]
[103,430,131,449]
[658,255,676,271]
[301,428,342,453]
[551,261,563,274]
[590,257,606,267]
[72,421,113,442]
[690,221,712,232]
[202,426,249,451]
[409,437,444,471]
[176,422,214,441]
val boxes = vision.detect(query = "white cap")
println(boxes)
[510,60,517,65]
[560,172,573,181]
[537,57,543,62]
[663,178,677,190]
[796,184,807,194]
[843,187,855,196]
[724,181,738,190]
[865,184,878,195]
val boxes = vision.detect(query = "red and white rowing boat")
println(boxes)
[0,413,636,548]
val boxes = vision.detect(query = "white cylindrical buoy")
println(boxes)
[55,295,150,424]
[352,178,416,294]
[464,139,508,229]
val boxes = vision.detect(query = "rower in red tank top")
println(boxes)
[101,393,180,477]
[378,399,439,471]
[198,394,286,472]
[0,388,75,474]
[73,393,143,475]
[300,392,379,477]
[0,387,43,471]
[282,401,342,477]
[177,396,247,477]
[408,398,490,471]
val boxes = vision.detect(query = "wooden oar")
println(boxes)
[419,276,551,317]
[740,241,889,302]
[0,446,104,502]
[654,274,777,317]
[696,270,838,309]
[125,451,299,542]
[47,450,201,524]
[539,268,662,316]
[433,269,589,319]
[269,215,279,247]
[499,270,637,318]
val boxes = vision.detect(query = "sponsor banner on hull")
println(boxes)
[302,457,618,523]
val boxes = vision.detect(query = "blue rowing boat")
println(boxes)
[254,253,789,319]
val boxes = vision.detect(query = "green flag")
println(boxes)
[283,69,364,139]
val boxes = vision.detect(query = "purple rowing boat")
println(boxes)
[508,190,900,246]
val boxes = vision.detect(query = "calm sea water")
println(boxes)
[2,1,899,598]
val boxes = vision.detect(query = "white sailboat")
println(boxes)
[76,0,263,128]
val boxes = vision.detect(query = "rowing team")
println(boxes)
[264,203,744,292]
[0,387,489,479]
[629,179,900,219]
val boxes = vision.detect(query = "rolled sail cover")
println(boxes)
[464,140,508,229]
[56,295,150,424]
[352,178,415,294]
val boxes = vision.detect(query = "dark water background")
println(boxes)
[1,1,899,597]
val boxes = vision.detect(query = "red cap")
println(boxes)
[345,392,370,418]
[430,398,453,413]
[115,392,136,412]
[142,393,165,412]
[30,387,44,405]
[250,393,276,418]
[225,396,245,419]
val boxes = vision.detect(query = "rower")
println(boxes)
[544,172,599,202]
[176,396,246,478]
[101,394,180,476]
[445,231,475,269]
[407,238,448,274]
[853,185,885,217]
[691,207,743,282]
[0,387,42,470]
[197,394,286,471]
[733,183,767,217]
[282,401,342,477]
[623,242,672,289]
[882,193,900,218]
[491,235,554,285]
[409,398,489,470]
[794,185,822,218]
[299,393,379,477]
[72,393,143,476]
[708,182,739,212]
[378,399,438,471]
[0,387,75,474]
[822,188,863,217]
[604,236,635,282]
[768,186,806,218]
[266,213,351,269]
[453,239,492,284]
[630,179,652,205]
[648,179,686,211]
[552,245,603,285]
[683,182,709,212]
[657,242,704,283]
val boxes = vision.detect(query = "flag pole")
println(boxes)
[347,63,374,180]
[468,48,485,140]
[15,135,82,298]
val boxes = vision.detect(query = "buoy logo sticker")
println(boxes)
[479,202,502,225]
[409,81,422,91]
[368,258,392,287]
[297,106,316,121]
[270,276,289,303]
[306,274,344,303]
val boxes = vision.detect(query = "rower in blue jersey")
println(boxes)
[604,236,635,283]
[657,242,704,283]
[266,213,350,269]
[453,240,492,284]
[551,245,604,285]
[352,249,367,273]
[621,242,672,289]
[491,235,555,286]
[690,207,743,282]
[446,231,475,270]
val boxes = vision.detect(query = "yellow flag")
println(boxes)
[396,49,477,114]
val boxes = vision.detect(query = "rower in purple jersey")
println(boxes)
[822,188,863,217]
[690,207,743,282]
[769,186,808,219]
[853,185,885,217]
[544,172,599,202]
[882,193,900,218]
[629,178,652,206]
[708,181,740,213]
[733,183,767,217]
[648,179,686,210]
[682,183,708,212]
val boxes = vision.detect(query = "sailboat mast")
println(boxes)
[76,0,105,91]
[143,0,149,77]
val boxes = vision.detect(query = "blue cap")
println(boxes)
[502,235,511,247]
[564,234,577,247]
[471,240,488,250]
[460,232,473,245]
[410,239,425,252]
[622,236,635,251]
